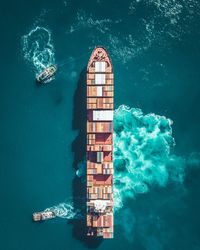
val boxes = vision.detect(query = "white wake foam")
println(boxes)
[45,202,78,219]
[22,26,55,73]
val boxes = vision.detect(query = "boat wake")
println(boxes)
[45,202,81,219]
[113,105,200,210]
[75,105,200,212]
[112,105,200,243]
[76,161,86,181]
[22,26,55,73]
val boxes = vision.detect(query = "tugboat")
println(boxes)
[36,65,57,84]
[33,211,56,221]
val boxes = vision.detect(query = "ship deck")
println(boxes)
[86,47,114,239]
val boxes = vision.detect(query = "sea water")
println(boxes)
[0,0,200,249]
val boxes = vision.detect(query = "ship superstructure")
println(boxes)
[86,47,114,238]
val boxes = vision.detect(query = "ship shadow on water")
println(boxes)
[70,67,103,248]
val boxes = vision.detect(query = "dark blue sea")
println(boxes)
[1,0,200,249]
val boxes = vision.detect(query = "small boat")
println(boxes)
[33,211,56,221]
[36,65,57,84]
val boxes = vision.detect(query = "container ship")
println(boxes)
[86,47,114,239]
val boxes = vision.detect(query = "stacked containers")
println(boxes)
[86,47,114,239]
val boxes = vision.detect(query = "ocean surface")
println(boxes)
[0,0,200,249]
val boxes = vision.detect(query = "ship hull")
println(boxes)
[36,65,57,84]
[33,211,55,221]
[86,47,114,238]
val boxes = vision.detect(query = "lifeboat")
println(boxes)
[36,65,57,84]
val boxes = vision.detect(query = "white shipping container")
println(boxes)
[95,62,106,72]
[93,110,113,121]
[95,74,105,84]
[97,86,103,96]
